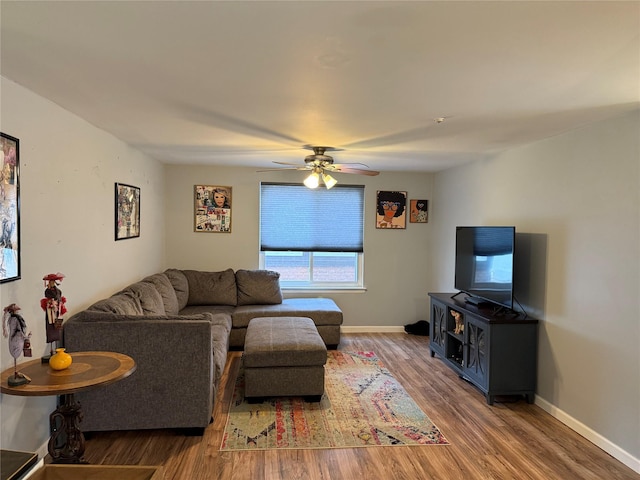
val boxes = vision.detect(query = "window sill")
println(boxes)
[282,287,367,294]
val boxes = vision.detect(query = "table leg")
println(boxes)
[48,393,87,464]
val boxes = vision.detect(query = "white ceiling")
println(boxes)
[1,1,639,173]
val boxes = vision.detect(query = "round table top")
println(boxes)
[0,351,136,396]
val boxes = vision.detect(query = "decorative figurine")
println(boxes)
[2,303,32,386]
[451,310,464,335]
[40,272,67,362]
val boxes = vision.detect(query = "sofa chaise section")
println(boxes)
[230,298,343,349]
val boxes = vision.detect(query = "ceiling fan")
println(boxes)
[258,146,380,189]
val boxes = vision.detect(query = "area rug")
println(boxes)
[220,351,449,450]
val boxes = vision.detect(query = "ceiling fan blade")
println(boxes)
[272,161,307,166]
[329,162,373,169]
[256,146,380,177]
[332,167,380,176]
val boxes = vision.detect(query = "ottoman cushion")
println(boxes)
[244,317,327,368]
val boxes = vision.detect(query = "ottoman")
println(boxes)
[244,316,327,402]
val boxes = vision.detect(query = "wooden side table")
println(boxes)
[1,351,136,464]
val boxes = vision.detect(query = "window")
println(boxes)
[259,183,365,289]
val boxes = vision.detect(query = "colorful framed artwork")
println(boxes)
[410,199,429,223]
[376,190,407,229]
[194,185,232,233]
[115,183,141,240]
[0,132,20,283]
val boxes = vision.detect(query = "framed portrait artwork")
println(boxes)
[0,132,20,283]
[376,190,407,229]
[194,185,232,233]
[410,199,429,223]
[115,183,141,240]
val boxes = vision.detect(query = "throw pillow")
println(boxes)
[236,269,283,306]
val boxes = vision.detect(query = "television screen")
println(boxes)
[454,226,515,309]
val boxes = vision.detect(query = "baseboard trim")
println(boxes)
[535,396,640,474]
[341,326,406,333]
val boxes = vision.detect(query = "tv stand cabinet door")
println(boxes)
[429,299,447,358]
[462,315,489,393]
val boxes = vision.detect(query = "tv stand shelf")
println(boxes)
[428,292,538,405]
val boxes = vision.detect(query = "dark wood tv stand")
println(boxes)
[428,292,538,405]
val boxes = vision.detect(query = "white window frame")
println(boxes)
[259,250,364,290]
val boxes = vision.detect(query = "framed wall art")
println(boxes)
[410,199,429,223]
[115,183,140,240]
[194,185,232,233]
[0,132,20,283]
[376,190,407,229]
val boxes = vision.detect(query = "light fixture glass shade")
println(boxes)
[304,172,320,188]
[322,173,337,189]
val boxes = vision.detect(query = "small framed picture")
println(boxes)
[410,199,429,223]
[115,183,140,240]
[376,190,407,229]
[195,185,232,233]
[1,132,20,283]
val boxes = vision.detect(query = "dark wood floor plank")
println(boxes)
[72,333,638,480]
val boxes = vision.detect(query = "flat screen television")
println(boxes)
[454,226,515,309]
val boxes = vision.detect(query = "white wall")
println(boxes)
[427,110,640,469]
[164,165,434,328]
[0,78,166,453]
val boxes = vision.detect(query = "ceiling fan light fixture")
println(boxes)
[322,173,337,189]
[304,171,320,189]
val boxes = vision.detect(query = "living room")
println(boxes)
[1,1,638,478]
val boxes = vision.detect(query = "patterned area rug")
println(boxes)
[220,351,449,450]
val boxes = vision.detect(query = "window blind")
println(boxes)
[260,183,364,252]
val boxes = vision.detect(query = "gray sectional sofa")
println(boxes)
[63,268,342,434]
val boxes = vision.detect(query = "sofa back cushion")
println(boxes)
[142,273,180,315]
[164,269,189,310]
[235,269,283,306]
[87,293,144,315]
[120,281,166,316]
[183,269,237,306]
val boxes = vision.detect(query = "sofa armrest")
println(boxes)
[63,313,216,431]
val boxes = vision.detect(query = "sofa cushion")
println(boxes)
[209,314,232,386]
[183,269,237,306]
[66,310,213,323]
[235,269,283,306]
[232,297,343,328]
[179,304,235,317]
[164,269,189,310]
[87,293,144,315]
[120,281,166,316]
[142,273,180,315]
[244,317,327,368]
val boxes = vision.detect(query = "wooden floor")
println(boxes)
[77,333,639,479]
